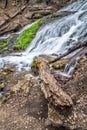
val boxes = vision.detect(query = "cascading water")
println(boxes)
[56,56,80,77]
[0,0,87,71]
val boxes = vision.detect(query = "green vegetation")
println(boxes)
[14,20,42,50]
[0,39,9,50]
[0,34,19,54]
[31,59,38,69]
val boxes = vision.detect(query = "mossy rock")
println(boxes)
[14,19,42,50]
[0,39,9,50]
[31,59,38,69]
[0,34,19,55]
[52,58,68,70]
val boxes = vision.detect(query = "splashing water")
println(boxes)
[0,0,87,71]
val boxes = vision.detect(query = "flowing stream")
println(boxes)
[0,0,87,72]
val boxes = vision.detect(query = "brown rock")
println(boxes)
[25,12,33,19]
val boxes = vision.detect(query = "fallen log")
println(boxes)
[50,42,87,63]
[36,57,73,107]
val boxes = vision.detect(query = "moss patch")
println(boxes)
[0,34,18,54]
[14,19,42,50]
[0,39,10,54]
[31,59,38,69]
[0,39,9,50]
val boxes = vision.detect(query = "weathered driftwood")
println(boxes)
[50,42,87,63]
[36,57,73,107]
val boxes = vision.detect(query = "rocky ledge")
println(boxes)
[0,0,73,35]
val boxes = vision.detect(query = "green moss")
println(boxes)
[0,39,9,50]
[14,19,42,50]
[31,59,38,69]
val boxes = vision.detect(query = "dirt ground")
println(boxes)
[0,53,87,130]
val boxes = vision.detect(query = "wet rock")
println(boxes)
[0,34,19,55]
[52,58,68,70]
[0,59,4,68]
[42,10,75,24]
[35,55,55,63]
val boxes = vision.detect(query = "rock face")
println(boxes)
[0,0,72,35]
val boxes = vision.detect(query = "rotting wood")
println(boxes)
[36,57,73,107]
[50,42,87,63]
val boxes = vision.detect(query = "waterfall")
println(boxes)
[0,0,87,71]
